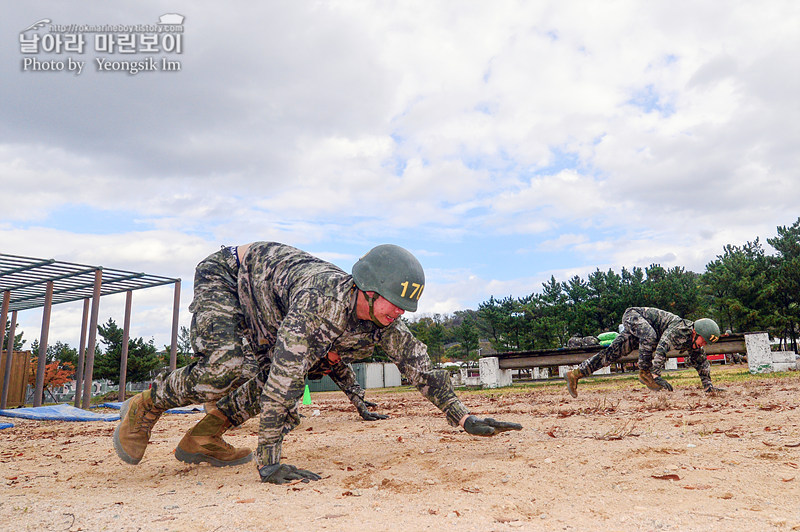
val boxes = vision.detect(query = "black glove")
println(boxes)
[704,384,726,393]
[653,376,673,392]
[357,407,389,421]
[355,398,387,420]
[463,415,522,437]
[259,463,321,485]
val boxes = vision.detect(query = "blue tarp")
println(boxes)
[101,402,204,414]
[0,402,204,423]
[0,422,13,430]
[0,403,119,422]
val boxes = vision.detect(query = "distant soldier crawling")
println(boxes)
[114,242,522,484]
[564,307,724,397]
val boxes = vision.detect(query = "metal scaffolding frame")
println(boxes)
[0,253,181,409]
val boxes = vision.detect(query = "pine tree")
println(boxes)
[93,318,162,385]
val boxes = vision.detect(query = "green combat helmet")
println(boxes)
[352,244,425,315]
[693,318,721,343]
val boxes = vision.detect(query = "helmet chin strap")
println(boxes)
[364,291,388,328]
[691,330,702,350]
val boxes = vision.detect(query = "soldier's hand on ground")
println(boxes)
[463,415,522,437]
[704,385,726,393]
[653,376,673,391]
[259,463,321,484]
[357,406,389,421]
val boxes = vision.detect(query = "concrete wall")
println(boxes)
[746,333,798,374]
[479,357,512,388]
[459,367,481,387]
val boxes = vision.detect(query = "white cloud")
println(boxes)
[2,0,798,348]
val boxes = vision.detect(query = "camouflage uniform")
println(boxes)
[154,242,469,468]
[151,246,375,414]
[576,307,712,387]
[151,246,258,409]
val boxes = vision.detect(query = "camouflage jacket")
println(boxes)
[628,307,699,360]
[237,242,469,464]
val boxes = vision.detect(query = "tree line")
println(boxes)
[8,320,194,390]
[5,217,800,383]
[408,218,800,365]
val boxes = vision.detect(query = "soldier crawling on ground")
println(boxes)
[564,307,724,397]
[114,242,522,484]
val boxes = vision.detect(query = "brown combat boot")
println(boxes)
[174,407,252,467]
[564,368,583,398]
[113,389,165,464]
[638,369,662,390]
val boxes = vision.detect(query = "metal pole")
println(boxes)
[73,298,90,408]
[118,290,132,402]
[33,280,54,407]
[1,311,18,409]
[169,280,181,371]
[0,291,9,367]
[80,269,103,409]
[0,291,9,405]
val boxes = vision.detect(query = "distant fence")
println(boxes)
[25,378,152,405]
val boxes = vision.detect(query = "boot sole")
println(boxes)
[113,396,142,465]
[565,376,578,398]
[637,375,664,391]
[174,446,253,467]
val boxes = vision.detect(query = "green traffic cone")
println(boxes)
[302,384,312,405]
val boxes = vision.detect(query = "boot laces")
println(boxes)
[200,437,236,453]
[133,403,163,435]
[216,437,235,451]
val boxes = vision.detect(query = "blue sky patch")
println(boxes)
[627,84,675,116]
[40,204,151,235]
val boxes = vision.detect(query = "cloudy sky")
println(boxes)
[2,1,798,350]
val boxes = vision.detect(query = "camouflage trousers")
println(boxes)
[151,247,259,409]
[215,359,285,428]
[578,309,712,386]
[577,330,641,375]
[216,355,369,428]
[682,350,713,387]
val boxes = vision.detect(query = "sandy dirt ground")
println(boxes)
[1,364,799,532]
